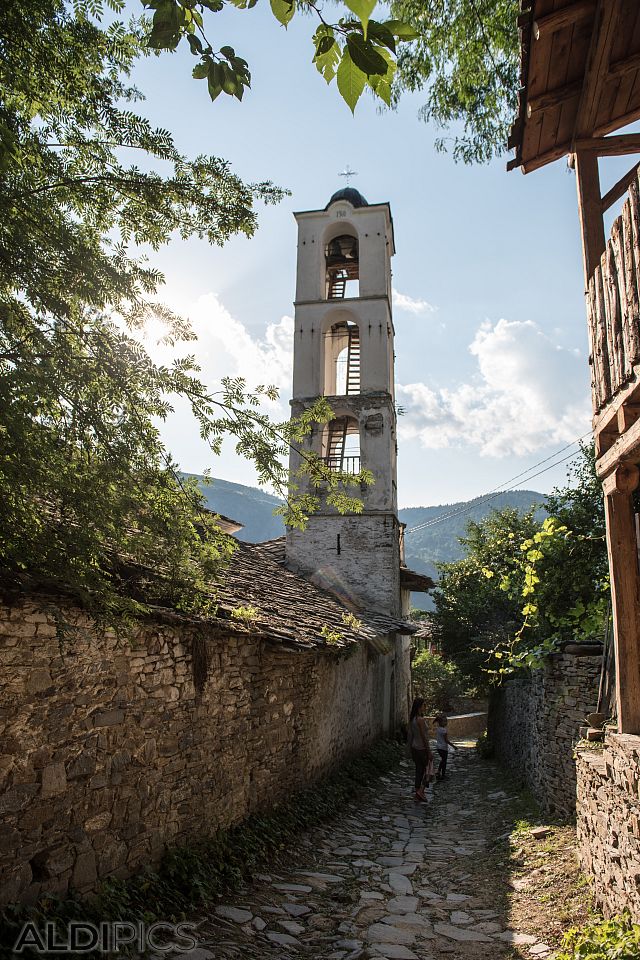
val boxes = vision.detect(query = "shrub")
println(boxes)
[411,650,462,713]
[555,914,640,960]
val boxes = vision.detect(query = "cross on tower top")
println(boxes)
[338,165,358,185]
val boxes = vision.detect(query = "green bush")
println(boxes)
[411,650,462,712]
[555,914,640,960]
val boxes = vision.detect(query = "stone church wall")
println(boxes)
[576,734,640,920]
[0,599,411,906]
[488,649,601,816]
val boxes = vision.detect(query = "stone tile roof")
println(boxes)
[216,541,415,651]
[251,537,286,564]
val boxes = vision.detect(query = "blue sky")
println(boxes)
[129,2,627,506]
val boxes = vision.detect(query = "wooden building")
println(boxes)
[510,0,640,735]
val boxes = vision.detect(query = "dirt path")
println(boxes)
[177,744,590,960]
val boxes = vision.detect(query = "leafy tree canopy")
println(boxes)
[430,445,608,683]
[389,0,520,163]
[140,0,417,113]
[0,0,374,620]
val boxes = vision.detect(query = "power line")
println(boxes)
[404,431,593,536]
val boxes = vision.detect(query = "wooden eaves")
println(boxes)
[509,0,640,176]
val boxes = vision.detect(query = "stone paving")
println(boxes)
[180,745,553,960]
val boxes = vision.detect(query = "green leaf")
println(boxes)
[343,0,377,36]
[192,62,209,79]
[207,63,223,100]
[366,44,395,104]
[346,34,388,76]
[337,48,367,112]
[384,19,418,41]
[187,34,203,55]
[220,63,237,95]
[220,45,235,59]
[367,20,396,54]
[313,28,340,83]
[314,35,336,57]
[270,0,295,27]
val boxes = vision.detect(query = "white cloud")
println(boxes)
[392,288,437,315]
[144,292,294,416]
[397,318,591,456]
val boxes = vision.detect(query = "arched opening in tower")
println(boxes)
[325,234,359,299]
[323,416,360,474]
[326,320,360,396]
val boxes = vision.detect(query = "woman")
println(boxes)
[409,697,433,802]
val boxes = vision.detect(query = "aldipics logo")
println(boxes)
[13,921,198,954]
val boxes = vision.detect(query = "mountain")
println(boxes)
[184,475,285,543]
[398,490,548,610]
[185,474,547,609]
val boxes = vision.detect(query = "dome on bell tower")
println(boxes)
[326,187,368,209]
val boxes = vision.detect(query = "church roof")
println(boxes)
[214,540,415,649]
[326,187,369,209]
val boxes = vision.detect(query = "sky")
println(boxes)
[126,2,633,507]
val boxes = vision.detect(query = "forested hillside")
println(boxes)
[187,475,547,608]
[399,490,548,607]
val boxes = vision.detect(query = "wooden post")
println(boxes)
[575,149,606,287]
[603,463,640,733]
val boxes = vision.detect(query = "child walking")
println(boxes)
[435,714,455,781]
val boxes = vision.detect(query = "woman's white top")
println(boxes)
[411,717,428,749]
[436,726,448,750]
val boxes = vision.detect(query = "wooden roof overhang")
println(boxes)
[509,0,640,175]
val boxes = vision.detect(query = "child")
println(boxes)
[435,714,456,781]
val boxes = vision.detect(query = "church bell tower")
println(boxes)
[284,186,402,618]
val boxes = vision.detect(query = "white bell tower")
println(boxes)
[285,187,403,618]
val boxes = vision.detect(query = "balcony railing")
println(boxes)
[588,173,640,413]
[323,455,361,475]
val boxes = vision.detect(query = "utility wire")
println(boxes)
[404,431,593,536]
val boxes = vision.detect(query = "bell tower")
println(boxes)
[285,187,402,618]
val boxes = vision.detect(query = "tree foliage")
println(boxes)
[430,445,608,682]
[411,649,462,713]
[141,0,417,113]
[430,507,538,685]
[389,0,519,163]
[0,0,371,619]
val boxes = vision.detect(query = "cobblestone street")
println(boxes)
[181,745,559,960]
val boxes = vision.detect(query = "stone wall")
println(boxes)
[0,599,411,906]
[488,650,601,816]
[576,734,640,920]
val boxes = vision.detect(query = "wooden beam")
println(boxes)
[527,79,583,117]
[601,162,640,211]
[609,51,640,81]
[575,134,640,157]
[603,466,640,734]
[533,0,596,40]
[517,122,640,174]
[594,105,640,138]
[520,141,573,173]
[618,403,640,434]
[602,462,640,495]
[595,373,640,435]
[575,149,606,284]
[574,0,621,138]
[597,413,640,477]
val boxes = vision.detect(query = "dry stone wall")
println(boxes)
[0,599,411,906]
[576,734,640,920]
[488,650,601,816]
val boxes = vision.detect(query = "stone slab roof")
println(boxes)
[216,540,415,651]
